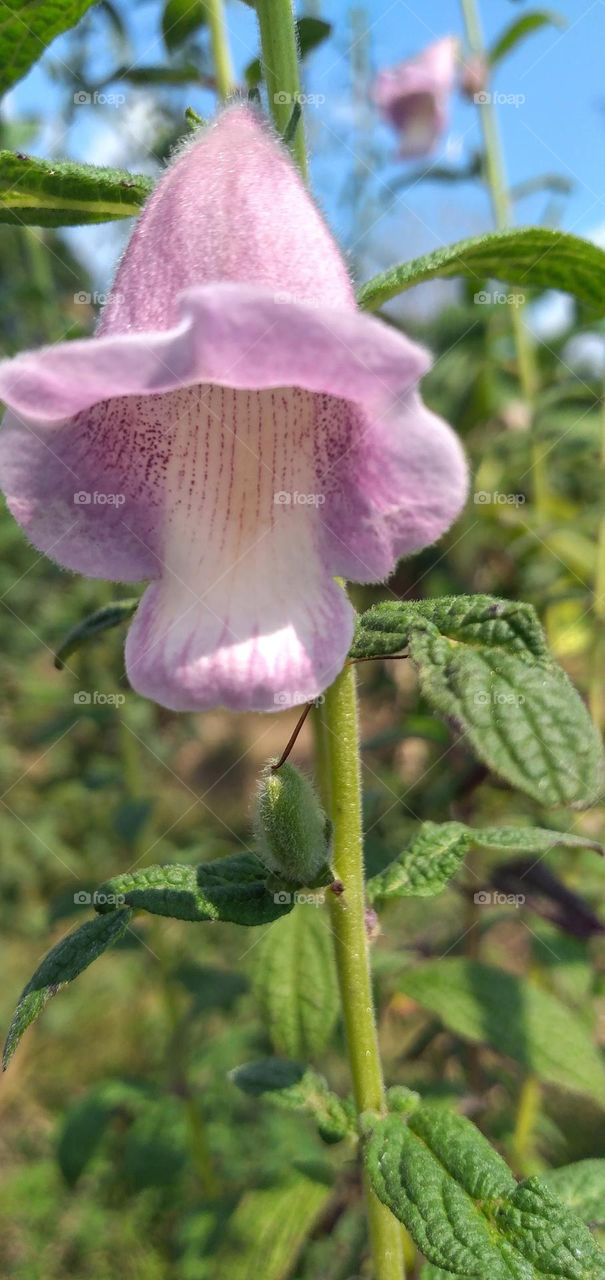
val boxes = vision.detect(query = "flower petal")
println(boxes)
[100,104,354,334]
[123,383,356,711]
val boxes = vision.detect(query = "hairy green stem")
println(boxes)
[202,0,234,101]
[256,0,308,177]
[322,668,405,1280]
[460,0,545,516]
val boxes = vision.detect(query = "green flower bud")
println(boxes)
[254,761,331,887]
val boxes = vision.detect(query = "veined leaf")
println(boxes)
[543,1160,605,1227]
[54,598,139,669]
[363,1100,605,1278]
[230,1058,354,1142]
[489,11,566,66]
[213,1168,334,1280]
[95,853,291,927]
[253,907,339,1058]
[357,228,605,315]
[0,152,153,227]
[398,958,605,1105]
[367,821,472,903]
[351,596,604,808]
[0,0,96,96]
[3,909,132,1068]
[468,825,604,856]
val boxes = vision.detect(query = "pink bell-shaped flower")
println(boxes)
[373,37,458,157]
[0,106,467,712]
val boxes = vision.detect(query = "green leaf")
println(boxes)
[57,1079,150,1185]
[0,152,153,227]
[350,594,550,662]
[398,958,605,1105]
[95,853,291,927]
[230,1058,354,1142]
[213,1168,334,1280]
[296,16,332,57]
[3,909,132,1068]
[162,0,206,51]
[489,11,566,66]
[351,596,604,808]
[367,821,472,903]
[0,0,96,97]
[543,1160,605,1227]
[363,1102,605,1278]
[253,906,339,1058]
[467,824,605,856]
[357,228,605,315]
[54,598,139,668]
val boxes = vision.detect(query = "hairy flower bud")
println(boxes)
[254,761,331,886]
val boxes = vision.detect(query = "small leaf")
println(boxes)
[230,1058,354,1142]
[253,907,339,1058]
[543,1160,605,1227]
[54,598,139,669]
[489,11,566,66]
[296,16,332,58]
[0,153,153,227]
[469,825,604,856]
[95,853,291,927]
[352,596,604,808]
[162,0,206,51]
[0,0,96,96]
[363,1104,605,1278]
[212,1168,333,1280]
[357,228,605,315]
[398,958,605,1105]
[3,909,132,1068]
[367,821,472,903]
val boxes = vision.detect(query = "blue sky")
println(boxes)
[4,0,605,295]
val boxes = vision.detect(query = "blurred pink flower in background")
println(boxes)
[372,36,458,157]
[0,107,467,714]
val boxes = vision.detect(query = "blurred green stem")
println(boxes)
[256,0,308,177]
[321,670,405,1280]
[117,713,218,1198]
[512,1074,541,1173]
[460,0,545,515]
[203,0,234,101]
[590,378,605,731]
